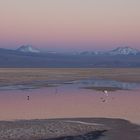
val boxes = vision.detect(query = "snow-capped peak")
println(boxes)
[17,45,40,53]
[108,47,140,55]
[78,47,140,56]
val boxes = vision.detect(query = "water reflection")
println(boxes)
[0,79,140,91]
[78,79,140,90]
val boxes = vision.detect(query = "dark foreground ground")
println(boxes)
[0,118,139,140]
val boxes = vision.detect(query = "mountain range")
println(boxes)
[0,45,140,67]
[16,45,140,56]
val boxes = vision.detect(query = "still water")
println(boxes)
[0,79,140,124]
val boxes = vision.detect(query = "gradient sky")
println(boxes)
[0,0,140,51]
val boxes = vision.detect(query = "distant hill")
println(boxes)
[0,46,140,68]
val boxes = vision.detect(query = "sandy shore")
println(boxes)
[0,68,140,91]
[0,118,139,140]
[0,68,140,84]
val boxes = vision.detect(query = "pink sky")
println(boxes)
[0,0,140,51]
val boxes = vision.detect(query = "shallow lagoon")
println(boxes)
[0,79,140,124]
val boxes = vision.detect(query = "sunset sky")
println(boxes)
[0,0,140,51]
